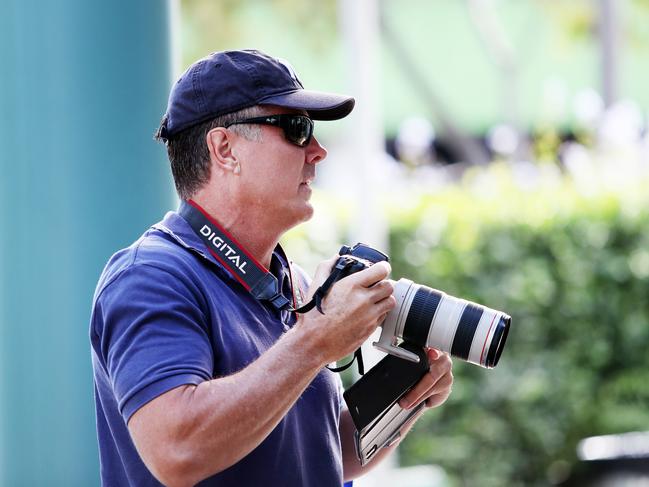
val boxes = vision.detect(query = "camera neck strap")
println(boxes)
[180,199,293,311]
[179,199,364,374]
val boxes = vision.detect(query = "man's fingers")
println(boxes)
[426,348,441,361]
[425,392,450,409]
[399,370,452,409]
[369,280,395,302]
[429,370,453,396]
[398,352,453,409]
[347,261,391,287]
[375,295,397,317]
[399,371,438,409]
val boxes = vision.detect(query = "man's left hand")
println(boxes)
[398,349,453,410]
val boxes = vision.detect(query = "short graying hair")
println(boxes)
[155,105,265,200]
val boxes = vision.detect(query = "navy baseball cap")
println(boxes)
[157,49,355,140]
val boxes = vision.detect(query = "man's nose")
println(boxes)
[305,136,327,165]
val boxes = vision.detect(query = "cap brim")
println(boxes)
[259,89,355,121]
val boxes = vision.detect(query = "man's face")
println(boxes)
[232,106,328,230]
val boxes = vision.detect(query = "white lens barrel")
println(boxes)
[391,279,418,340]
[466,306,505,367]
[384,279,510,368]
[425,291,465,354]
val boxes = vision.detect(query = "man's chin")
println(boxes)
[290,203,314,227]
[299,204,314,223]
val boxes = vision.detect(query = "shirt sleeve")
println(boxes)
[94,263,214,423]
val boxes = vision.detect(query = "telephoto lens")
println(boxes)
[373,279,510,368]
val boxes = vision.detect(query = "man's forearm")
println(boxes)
[128,325,325,487]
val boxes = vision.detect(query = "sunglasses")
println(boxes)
[225,114,314,147]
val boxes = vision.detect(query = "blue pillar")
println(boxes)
[0,1,174,485]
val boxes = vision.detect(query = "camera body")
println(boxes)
[330,243,511,369]
[334,243,390,278]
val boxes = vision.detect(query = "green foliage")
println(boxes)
[387,164,649,486]
[180,0,338,67]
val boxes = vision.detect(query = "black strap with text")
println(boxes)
[180,199,292,311]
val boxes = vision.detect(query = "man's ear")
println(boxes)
[206,128,239,173]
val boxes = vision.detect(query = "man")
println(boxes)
[90,49,453,487]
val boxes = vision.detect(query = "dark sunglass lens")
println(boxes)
[288,116,312,147]
[286,117,302,146]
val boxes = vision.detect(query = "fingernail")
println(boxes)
[399,399,409,409]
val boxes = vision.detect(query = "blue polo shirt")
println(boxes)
[90,210,344,486]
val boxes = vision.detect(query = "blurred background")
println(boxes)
[2,0,649,485]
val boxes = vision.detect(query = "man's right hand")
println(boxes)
[296,255,396,366]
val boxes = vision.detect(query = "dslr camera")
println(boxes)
[330,243,511,465]
[332,242,510,369]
